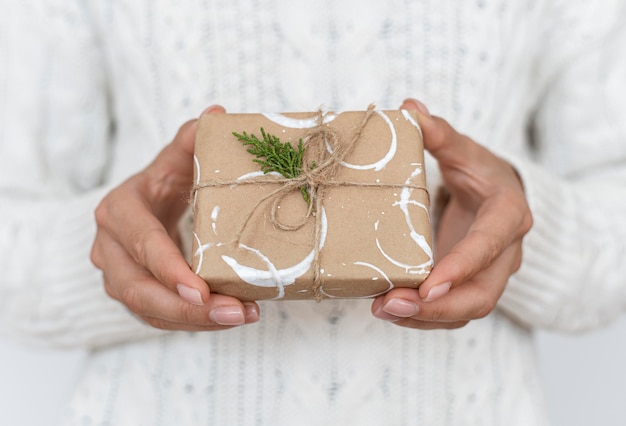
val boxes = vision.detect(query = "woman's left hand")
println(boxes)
[371,99,533,330]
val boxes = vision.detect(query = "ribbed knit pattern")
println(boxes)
[65,303,545,426]
[1,0,625,424]
[0,189,163,347]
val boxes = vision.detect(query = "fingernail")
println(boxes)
[373,306,401,322]
[406,98,431,117]
[424,282,452,302]
[243,303,260,323]
[199,105,221,117]
[210,306,245,325]
[414,99,431,117]
[177,284,204,305]
[382,298,419,317]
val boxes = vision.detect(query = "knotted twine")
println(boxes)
[192,104,429,300]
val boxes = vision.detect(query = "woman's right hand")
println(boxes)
[90,106,260,331]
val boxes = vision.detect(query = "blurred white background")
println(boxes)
[1,317,626,426]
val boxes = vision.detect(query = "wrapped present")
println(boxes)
[191,105,433,301]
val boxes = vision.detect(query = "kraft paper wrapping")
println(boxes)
[191,108,433,301]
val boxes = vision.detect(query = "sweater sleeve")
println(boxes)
[0,2,162,348]
[497,3,626,331]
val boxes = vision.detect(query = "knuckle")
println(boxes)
[180,302,201,325]
[95,191,126,225]
[474,296,497,319]
[467,230,502,267]
[90,243,102,269]
[152,262,168,285]
[102,274,125,304]
[511,257,522,273]
[430,117,454,148]
[482,233,503,262]
[511,246,523,273]
[144,317,170,330]
[94,198,110,228]
[520,210,534,235]
[130,228,167,268]
[179,119,197,134]
[427,304,446,322]
[128,229,152,266]
[128,231,143,263]
[121,285,143,314]
[152,249,178,284]
[102,277,117,300]
[505,194,533,238]
[449,321,470,329]
[446,248,472,275]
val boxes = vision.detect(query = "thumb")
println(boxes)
[400,98,472,167]
[146,105,226,189]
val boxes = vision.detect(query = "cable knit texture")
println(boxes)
[1,0,625,425]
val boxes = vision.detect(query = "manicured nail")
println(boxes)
[210,306,245,325]
[373,306,401,322]
[407,98,431,118]
[424,282,452,302]
[383,298,419,317]
[243,303,260,323]
[177,284,204,305]
[199,105,222,117]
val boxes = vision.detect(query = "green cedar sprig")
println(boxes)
[232,128,311,204]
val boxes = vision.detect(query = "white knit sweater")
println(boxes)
[1,1,626,425]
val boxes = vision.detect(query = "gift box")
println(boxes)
[191,106,433,301]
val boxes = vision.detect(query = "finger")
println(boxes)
[140,302,260,331]
[146,105,226,195]
[98,109,226,301]
[419,193,529,300]
[200,104,227,117]
[373,243,519,323]
[432,197,474,261]
[402,98,505,199]
[95,191,212,304]
[401,98,469,164]
[120,277,248,326]
[372,295,468,329]
[100,233,258,326]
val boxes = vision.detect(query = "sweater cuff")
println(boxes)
[496,157,623,331]
[1,189,164,348]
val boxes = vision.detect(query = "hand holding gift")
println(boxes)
[93,100,531,332]
[91,106,260,330]
[372,99,533,329]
